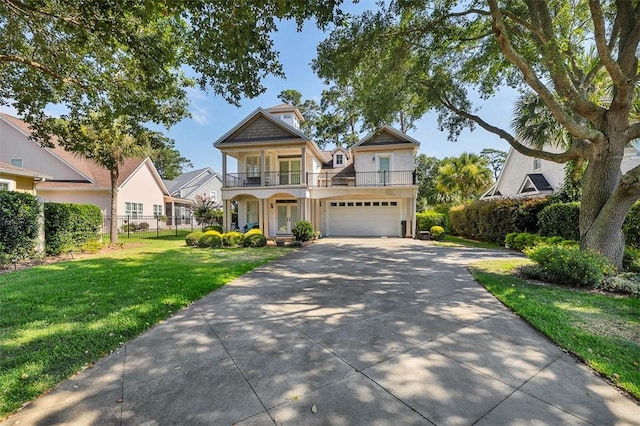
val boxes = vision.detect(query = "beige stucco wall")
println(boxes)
[0,120,87,181]
[38,189,110,214]
[118,163,166,217]
[0,173,35,194]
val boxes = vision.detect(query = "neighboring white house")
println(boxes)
[215,104,419,237]
[0,113,180,218]
[164,167,223,225]
[483,144,640,199]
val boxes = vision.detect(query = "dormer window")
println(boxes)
[335,154,344,166]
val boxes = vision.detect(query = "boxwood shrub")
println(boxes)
[243,229,267,247]
[203,225,223,233]
[292,220,314,242]
[222,231,244,246]
[44,202,102,255]
[185,231,205,246]
[537,202,580,240]
[0,191,39,260]
[198,230,222,248]
[430,225,445,241]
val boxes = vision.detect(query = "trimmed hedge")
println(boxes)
[416,211,447,232]
[430,225,445,241]
[203,225,223,233]
[449,197,551,244]
[243,229,267,247]
[222,231,244,246]
[0,191,39,260]
[538,202,580,240]
[186,231,205,246]
[198,230,222,248]
[44,202,102,255]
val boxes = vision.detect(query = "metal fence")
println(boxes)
[101,215,199,241]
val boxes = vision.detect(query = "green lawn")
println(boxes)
[469,259,640,401]
[432,235,505,250]
[0,235,289,419]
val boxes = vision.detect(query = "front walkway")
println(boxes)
[4,239,639,425]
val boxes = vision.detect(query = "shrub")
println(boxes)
[430,225,445,241]
[623,247,640,273]
[185,231,204,246]
[511,233,541,251]
[504,232,518,248]
[525,245,616,288]
[44,202,102,255]
[0,191,39,259]
[623,201,640,248]
[243,233,267,247]
[244,228,263,237]
[598,273,640,297]
[292,220,314,242]
[121,221,150,232]
[416,211,447,232]
[199,230,222,248]
[538,202,580,240]
[203,225,223,233]
[222,231,244,246]
[449,197,550,244]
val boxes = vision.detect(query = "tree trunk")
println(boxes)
[109,169,119,246]
[579,116,635,268]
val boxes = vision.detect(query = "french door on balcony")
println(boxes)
[279,159,301,185]
[277,202,298,233]
[378,156,390,185]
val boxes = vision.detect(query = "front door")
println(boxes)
[378,156,390,184]
[277,204,298,233]
[279,159,301,185]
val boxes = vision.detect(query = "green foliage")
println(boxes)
[150,140,193,180]
[242,229,266,247]
[435,153,493,202]
[623,248,640,273]
[122,222,150,233]
[598,273,640,297]
[198,231,222,248]
[203,225,223,233]
[511,233,542,251]
[192,195,219,226]
[524,245,616,288]
[449,197,551,244]
[185,231,204,247]
[623,202,640,249]
[0,192,40,260]
[222,231,244,247]
[538,202,580,240]
[292,220,314,242]
[416,211,447,232]
[44,203,102,255]
[414,154,442,206]
[430,226,445,241]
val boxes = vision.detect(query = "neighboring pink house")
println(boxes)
[0,113,182,218]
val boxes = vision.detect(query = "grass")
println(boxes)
[432,235,505,250]
[469,259,640,401]
[0,235,290,419]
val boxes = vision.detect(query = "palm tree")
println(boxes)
[435,152,493,202]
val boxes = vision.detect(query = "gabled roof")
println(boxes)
[0,161,51,179]
[519,173,553,194]
[213,108,311,147]
[164,167,221,198]
[0,114,166,192]
[352,126,421,149]
[265,103,305,123]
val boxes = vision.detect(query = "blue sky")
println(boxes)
[165,3,517,174]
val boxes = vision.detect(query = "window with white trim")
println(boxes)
[533,158,542,170]
[335,153,344,166]
[209,190,217,202]
[153,204,163,218]
[10,158,23,168]
[125,202,143,218]
[246,156,259,177]
[0,182,9,191]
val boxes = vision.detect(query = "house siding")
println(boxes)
[118,163,166,217]
[231,117,298,142]
[0,173,35,194]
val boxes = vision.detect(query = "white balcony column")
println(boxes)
[260,149,266,187]
[222,153,227,187]
[258,198,265,232]
[222,200,229,232]
[301,146,307,184]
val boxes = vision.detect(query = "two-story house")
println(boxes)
[214,104,419,238]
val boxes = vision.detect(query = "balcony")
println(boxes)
[223,170,416,188]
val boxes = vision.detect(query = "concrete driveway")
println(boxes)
[4,238,639,425]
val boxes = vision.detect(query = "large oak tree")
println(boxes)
[315,0,640,267]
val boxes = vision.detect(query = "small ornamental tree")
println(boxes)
[192,195,218,227]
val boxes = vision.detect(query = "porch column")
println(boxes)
[171,200,175,226]
[222,153,227,187]
[258,198,265,232]
[222,200,230,232]
[411,197,417,238]
[260,149,266,187]
[301,146,307,184]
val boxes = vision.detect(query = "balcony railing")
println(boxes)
[223,170,416,188]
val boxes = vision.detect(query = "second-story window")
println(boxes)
[246,156,259,176]
[335,154,344,166]
[533,158,541,170]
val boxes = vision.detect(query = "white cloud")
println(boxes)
[186,88,211,125]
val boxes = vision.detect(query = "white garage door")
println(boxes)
[327,200,401,237]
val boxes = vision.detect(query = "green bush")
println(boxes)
[416,211,447,232]
[511,232,541,251]
[504,232,518,248]
[0,192,39,259]
[222,231,244,246]
[623,201,640,248]
[525,245,616,288]
[185,231,204,246]
[538,202,580,240]
[45,203,102,255]
[292,220,314,242]
[623,247,640,273]
[244,228,263,237]
[243,233,267,247]
[449,197,550,244]
[598,273,640,297]
[203,225,223,233]
[122,221,150,232]
[198,231,222,248]
[430,225,445,241]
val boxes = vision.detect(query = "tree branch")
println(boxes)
[439,95,589,163]
[589,0,627,85]
[488,0,605,140]
[0,55,86,87]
